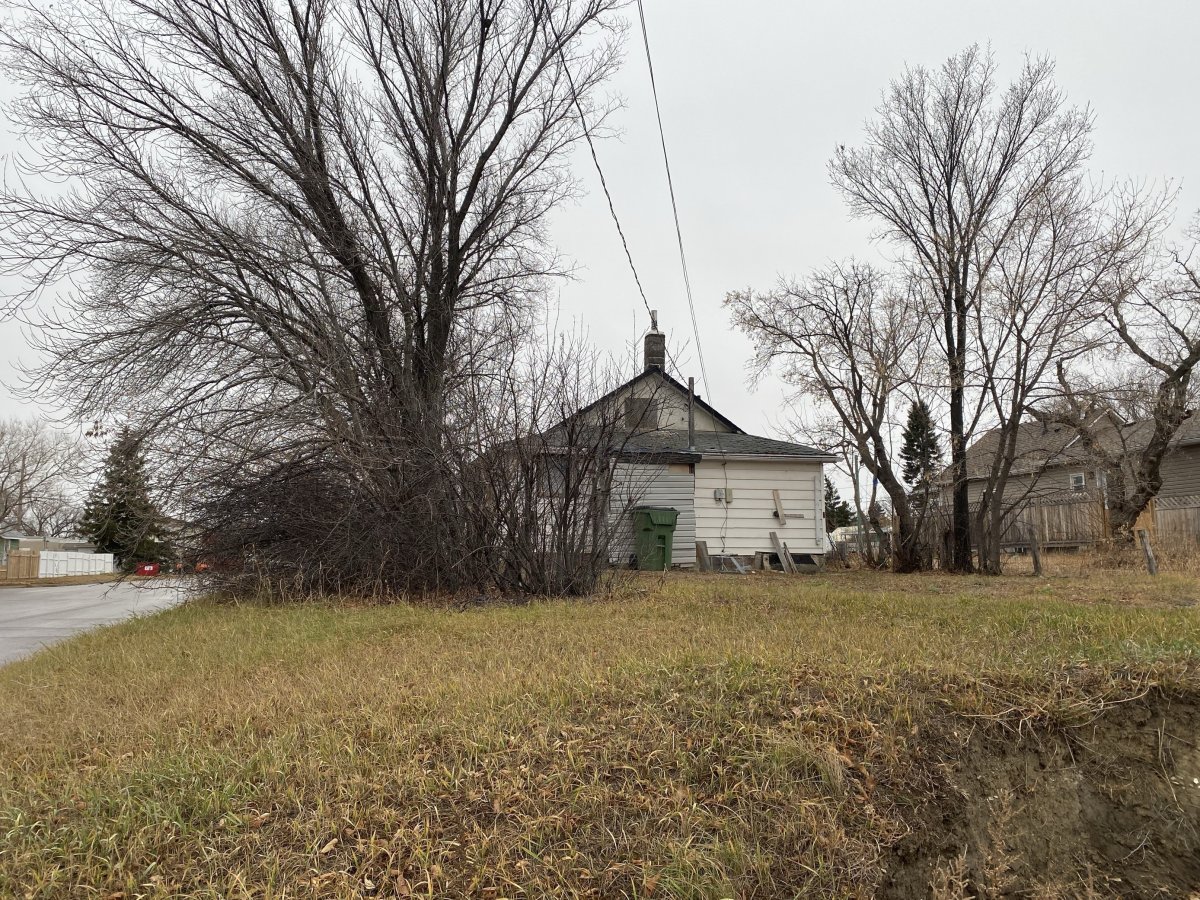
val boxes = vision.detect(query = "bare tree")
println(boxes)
[460,337,653,595]
[830,46,1094,572]
[0,418,80,535]
[1054,216,1200,541]
[965,180,1169,572]
[0,0,624,593]
[24,494,83,539]
[728,262,933,573]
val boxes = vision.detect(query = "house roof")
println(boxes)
[569,368,743,434]
[957,410,1200,481]
[554,366,834,462]
[620,429,836,461]
[958,420,1092,479]
[1100,412,1200,453]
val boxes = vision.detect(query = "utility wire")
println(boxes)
[542,3,655,324]
[540,2,692,385]
[634,0,713,402]
[580,125,657,325]
[633,0,731,554]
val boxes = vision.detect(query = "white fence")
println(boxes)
[37,551,115,578]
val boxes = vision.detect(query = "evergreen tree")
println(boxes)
[79,428,170,569]
[900,399,943,498]
[824,477,855,533]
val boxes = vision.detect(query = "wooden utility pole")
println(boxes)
[1137,529,1158,576]
[687,377,696,451]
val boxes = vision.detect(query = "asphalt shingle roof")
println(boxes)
[620,429,834,460]
[959,411,1200,480]
[960,420,1090,478]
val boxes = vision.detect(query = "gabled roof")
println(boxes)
[556,367,833,462]
[958,410,1200,481]
[959,419,1092,479]
[1101,412,1200,453]
[569,368,743,434]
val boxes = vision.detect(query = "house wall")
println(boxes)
[610,462,697,566]
[963,466,1097,506]
[965,446,1200,506]
[625,378,728,432]
[1160,445,1200,499]
[693,459,824,556]
[579,374,732,433]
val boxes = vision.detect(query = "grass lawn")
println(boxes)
[1,571,1199,898]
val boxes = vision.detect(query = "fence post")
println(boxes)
[1137,529,1158,576]
[1028,524,1043,577]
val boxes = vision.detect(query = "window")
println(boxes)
[1070,472,1086,492]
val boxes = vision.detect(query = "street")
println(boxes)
[0,581,186,665]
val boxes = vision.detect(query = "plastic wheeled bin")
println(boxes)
[631,506,679,571]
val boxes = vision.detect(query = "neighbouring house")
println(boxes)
[0,531,110,580]
[948,414,1200,548]
[571,320,835,569]
[1,531,96,563]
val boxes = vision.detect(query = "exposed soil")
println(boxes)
[881,699,1200,898]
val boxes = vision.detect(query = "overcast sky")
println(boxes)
[1,0,1198,440]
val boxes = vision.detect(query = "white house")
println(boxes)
[576,320,835,569]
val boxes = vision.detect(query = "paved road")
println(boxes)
[0,581,187,665]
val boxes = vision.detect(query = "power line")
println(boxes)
[542,4,655,324]
[633,0,728,564]
[634,0,713,402]
[543,5,701,399]
[578,121,656,324]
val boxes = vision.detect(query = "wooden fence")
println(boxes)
[920,494,1104,553]
[1004,494,1107,548]
[920,492,1200,553]
[3,549,40,579]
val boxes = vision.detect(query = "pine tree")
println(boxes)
[79,428,170,569]
[824,476,854,533]
[900,399,943,499]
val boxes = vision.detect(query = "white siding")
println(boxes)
[610,462,697,566]
[694,459,824,555]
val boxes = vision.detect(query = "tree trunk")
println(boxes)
[892,507,923,574]
[947,293,974,573]
[978,500,1005,575]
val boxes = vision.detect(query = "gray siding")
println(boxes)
[1160,446,1200,499]
[965,466,1096,506]
[610,463,697,566]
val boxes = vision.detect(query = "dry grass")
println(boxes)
[1,571,1198,898]
[994,535,1200,578]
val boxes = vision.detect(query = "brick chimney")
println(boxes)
[643,310,666,372]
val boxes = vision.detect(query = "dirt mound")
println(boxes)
[882,700,1200,898]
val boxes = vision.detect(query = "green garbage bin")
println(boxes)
[632,506,679,571]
